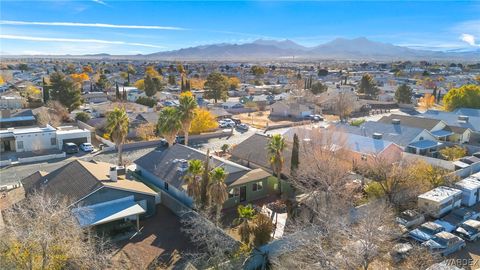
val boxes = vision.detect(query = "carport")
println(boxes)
[73,196,146,231]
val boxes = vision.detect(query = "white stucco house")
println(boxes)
[0,125,91,153]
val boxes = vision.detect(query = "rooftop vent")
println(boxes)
[392,119,401,125]
[372,133,383,140]
[109,166,118,182]
[458,115,469,123]
[176,159,189,172]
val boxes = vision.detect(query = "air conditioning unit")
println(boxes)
[109,166,118,182]
[177,159,188,172]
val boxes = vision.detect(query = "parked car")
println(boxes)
[472,152,480,159]
[222,118,236,126]
[219,121,235,128]
[158,139,169,148]
[175,135,185,144]
[236,123,249,131]
[422,231,466,256]
[396,210,425,229]
[79,142,94,152]
[309,114,324,122]
[409,222,445,242]
[62,142,79,154]
[231,118,242,125]
[435,207,480,233]
[455,219,480,241]
[434,220,456,233]
[390,243,413,263]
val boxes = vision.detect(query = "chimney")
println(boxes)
[109,166,118,182]
[372,133,383,140]
[458,115,469,123]
[392,119,401,125]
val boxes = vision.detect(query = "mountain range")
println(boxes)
[146,37,479,61]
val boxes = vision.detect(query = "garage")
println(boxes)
[56,127,92,149]
[62,137,88,146]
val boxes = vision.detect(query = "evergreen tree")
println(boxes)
[115,82,120,100]
[432,87,438,103]
[122,87,127,101]
[200,149,211,208]
[42,77,50,104]
[49,72,82,112]
[291,133,300,173]
[358,74,379,98]
[395,84,413,104]
[181,76,185,91]
[168,74,176,85]
[204,72,229,103]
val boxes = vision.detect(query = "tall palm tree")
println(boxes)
[106,107,129,166]
[157,107,182,146]
[266,134,286,179]
[184,159,203,205]
[178,91,197,146]
[208,167,229,225]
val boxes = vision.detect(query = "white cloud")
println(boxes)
[0,20,186,31]
[460,34,478,46]
[92,0,108,6]
[0,34,164,48]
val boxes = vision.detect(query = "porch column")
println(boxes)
[136,214,140,232]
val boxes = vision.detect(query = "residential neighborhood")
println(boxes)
[1,1,480,270]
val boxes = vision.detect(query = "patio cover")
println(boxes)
[73,196,146,228]
[408,140,440,150]
[431,129,454,138]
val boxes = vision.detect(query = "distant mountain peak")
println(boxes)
[146,36,480,60]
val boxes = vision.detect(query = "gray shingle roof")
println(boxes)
[378,114,442,130]
[422,110,480,132]
[26,160,102,202]
[335,121,427,147]
[230,133,292,175]
[134,144,253,189]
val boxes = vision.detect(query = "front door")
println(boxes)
[240,186,247,202]
[3,140,11,152]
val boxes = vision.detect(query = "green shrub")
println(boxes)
[350,119,365,127]
[135,96,157,108]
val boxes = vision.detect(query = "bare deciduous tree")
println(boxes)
[180,211,243,269]
[334,92,355,121]
[0,192,110,270]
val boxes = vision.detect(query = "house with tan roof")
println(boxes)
[21,160,158,229]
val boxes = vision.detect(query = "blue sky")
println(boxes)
[1,1,479,55]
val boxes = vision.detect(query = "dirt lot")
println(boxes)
[110,205,195,270]
[234,111,338,129]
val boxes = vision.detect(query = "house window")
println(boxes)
[228,187,239,198]
[17,141,23,150]
[51,138,56,145]
[164,182,169,190]
[252,181,263,192]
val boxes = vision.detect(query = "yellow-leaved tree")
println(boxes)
[134,79,145,90]
[418,93,435,110]
[189,108,217,134]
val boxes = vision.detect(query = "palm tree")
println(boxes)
[106,107,129,166]
[178,91,197,146]
[208,167,229,225]
[184,159,203,205]
[234,204,256,244]
[266,134,286,180]
[157,107,182,146]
